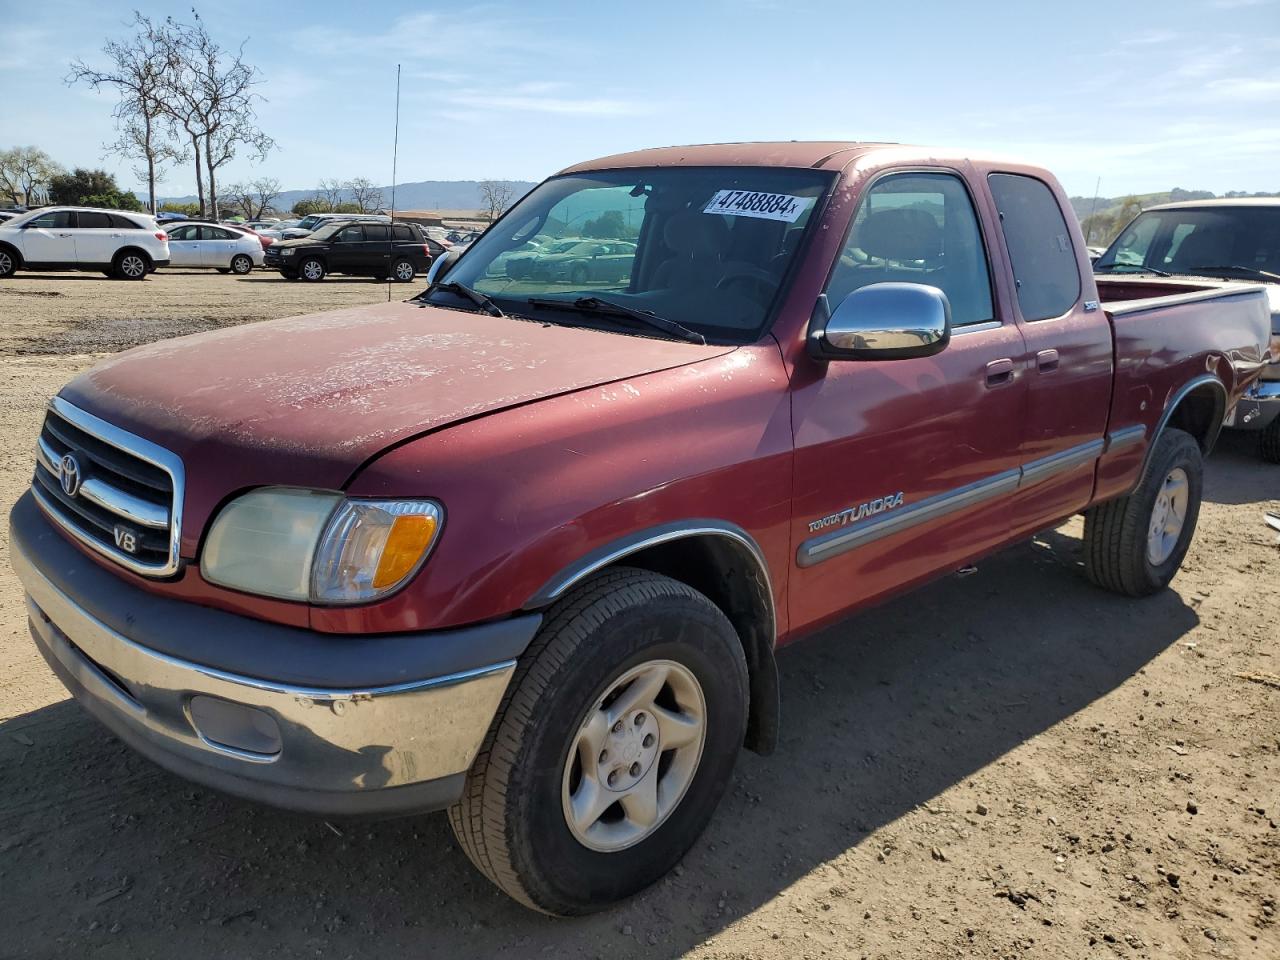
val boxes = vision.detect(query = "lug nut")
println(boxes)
[608,770,619,787]
[612,720,624,734]
[599,750,608,764]
[643,734,655,748]
[634,712,646,726]
[629,762,641,777]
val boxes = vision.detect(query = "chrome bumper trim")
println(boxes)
[14,537,514,796]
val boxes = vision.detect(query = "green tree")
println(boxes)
[582,210,627,238]
[292,197,327,216]
[46,168,141,209]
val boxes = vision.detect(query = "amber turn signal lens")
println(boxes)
[372,514,438,589]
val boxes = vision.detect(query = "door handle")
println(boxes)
[985,358,1014,387]
[1037,349,1060,372]
[110,233,123,238]
[57,233,72,238]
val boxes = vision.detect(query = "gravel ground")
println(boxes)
[0,270,1276,959]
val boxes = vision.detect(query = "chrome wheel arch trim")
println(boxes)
[1136,374,1227,484]
[523,519,776,645]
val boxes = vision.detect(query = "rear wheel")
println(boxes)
[391,258,416,282]
[448,568,748,915]
[112,250,149,280]
[1083,428,1203,596]
[298,258,325,282]
[230,254,253,275]
[1260,418,1280,464]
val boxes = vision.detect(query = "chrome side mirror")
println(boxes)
[808,282,951,361]
[425,249,460,285]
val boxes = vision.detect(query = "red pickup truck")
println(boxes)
[11,143,1270,915]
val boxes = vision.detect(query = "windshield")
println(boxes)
[1096,206,1280,281]
[425,166,834,343]
[309,222,347,240]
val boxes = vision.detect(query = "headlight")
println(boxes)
[201,488,442,604]
[281,248,296,256]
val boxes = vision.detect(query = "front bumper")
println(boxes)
[1225,378,1280,432]
[11,493,540,816]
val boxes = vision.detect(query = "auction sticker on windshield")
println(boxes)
[703,190,811,223]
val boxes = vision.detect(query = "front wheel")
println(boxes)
[112,251,149,280]
[1083,427,1203,596]
[448,568,748,915]
[1260,418,1280,464]
[298,258,325,282]
[0,247,16,277]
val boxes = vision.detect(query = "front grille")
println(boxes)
[31,397,184,577]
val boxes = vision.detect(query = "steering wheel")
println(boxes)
[715,264,779,303]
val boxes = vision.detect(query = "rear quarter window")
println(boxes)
[988,173,1081,321]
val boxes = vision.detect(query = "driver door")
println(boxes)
[788,169,1029,634]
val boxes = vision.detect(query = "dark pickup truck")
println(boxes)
[11,142,1271,915]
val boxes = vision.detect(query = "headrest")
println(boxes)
[857,208,941,262]
[664,211,728,257]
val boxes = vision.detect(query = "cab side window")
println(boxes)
[167,224,197,241]
[987,173,1080,321]
[392,224,414,241]
[363,224,390,242]
[336,226,363,242]
[826,172,995,327]
[76,211,111,229]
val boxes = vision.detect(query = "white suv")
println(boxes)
[0,206,171,280]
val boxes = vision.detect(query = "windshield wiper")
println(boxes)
[526,296,707,344]
[1187,264,1280,283]
[424,281,504,317]
[1095,263,1172,277]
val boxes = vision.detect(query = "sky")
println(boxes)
[2,0,1278,200]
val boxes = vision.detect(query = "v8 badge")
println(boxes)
[113,524,139,554]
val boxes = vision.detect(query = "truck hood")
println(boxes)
[60,300,733,529]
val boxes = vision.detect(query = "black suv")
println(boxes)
[265,220,433,282]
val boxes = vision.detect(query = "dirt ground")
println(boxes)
[0,270,1276,960]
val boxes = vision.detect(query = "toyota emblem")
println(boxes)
[59,453,82,497]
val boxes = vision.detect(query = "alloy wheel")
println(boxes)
[561,659,706,853]
[1147,466,1189,565]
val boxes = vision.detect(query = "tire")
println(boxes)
[112,250,149,280]
[230,254,253,275]
[0,246,17,277]
[279,269,297,280]
[391,258,416,283]
[1260,418,1280,464]
[448,567,748,915]
[1083,427,1203,597]
[216,268,231,274]
[298,258,325,282]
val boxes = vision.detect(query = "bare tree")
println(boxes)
[225,177,281,219]
[67,13,177,215]
[346,177,383,213]
[478,180,515,222]
[156,13,273,219]
[0,146,61,206]
[316,178,345,211]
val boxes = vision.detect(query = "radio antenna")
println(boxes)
[387,63,401,302]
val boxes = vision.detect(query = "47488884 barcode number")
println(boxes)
[702,189,811,223]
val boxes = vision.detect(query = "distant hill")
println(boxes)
[150,179,538,213]
[1067,188,1280,246]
